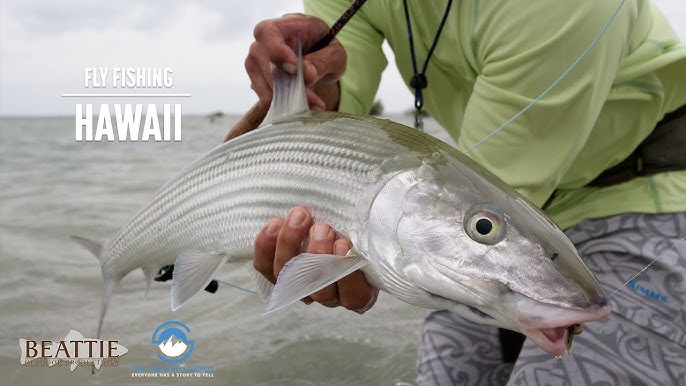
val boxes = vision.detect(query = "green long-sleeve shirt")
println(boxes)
[305,0,686,229]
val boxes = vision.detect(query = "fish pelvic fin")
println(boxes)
[262,37,308,126]
[170,251,229,311]
[264,250,369,315]
[142,266,159,298]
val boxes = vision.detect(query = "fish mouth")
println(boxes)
[426,289,611,357]
[429,291,611,357]
[467,302,608,357]
[519,300,611,357]
[525,325,576,357]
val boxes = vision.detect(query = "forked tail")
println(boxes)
[70,235,117,341]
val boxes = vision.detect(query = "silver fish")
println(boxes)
[73,43,610,358]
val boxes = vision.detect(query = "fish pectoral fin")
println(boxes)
[170,251,229,311]
[264,252,369,315]
[248,262,274,301]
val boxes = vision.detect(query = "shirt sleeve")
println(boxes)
[304,0,387,115]
[458,0,635,206]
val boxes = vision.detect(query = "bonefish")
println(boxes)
[73,42,610,357]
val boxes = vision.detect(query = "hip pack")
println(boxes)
[589,104,686,187]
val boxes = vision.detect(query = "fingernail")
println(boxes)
[320,299,340,308]
[313,222,330,241]
[311,105,324,112]
[282,62,296,74]
[288,209,306,227]
[334,240,351,256]
[265,219,281,236]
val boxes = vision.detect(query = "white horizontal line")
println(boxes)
[61,93,191,97]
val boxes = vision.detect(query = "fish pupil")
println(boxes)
[475,218,492,235]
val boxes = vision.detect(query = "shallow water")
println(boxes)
[0,114,455,385]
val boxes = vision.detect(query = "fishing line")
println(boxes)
[215,279,258,295]
[565,235,685,384]
[550,235,684,384]
[464,0,626,154]
[155,264,258,295]
[607,236,685,298]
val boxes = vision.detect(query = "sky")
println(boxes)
[0,0,684,116]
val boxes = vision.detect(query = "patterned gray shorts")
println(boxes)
[416,212,686,386]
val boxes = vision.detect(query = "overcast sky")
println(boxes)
[0,0,684,116]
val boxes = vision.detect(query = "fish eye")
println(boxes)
[475,218,492,235]
[464,204,506,245]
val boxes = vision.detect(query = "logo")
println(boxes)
[131,320,214,379]
[19,329,127,372]
[151,321,194,364]
[627,280,668,304]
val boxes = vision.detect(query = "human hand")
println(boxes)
[246,14,347,112]
[253,207,378,313]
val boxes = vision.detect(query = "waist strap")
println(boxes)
[588,104,686,187]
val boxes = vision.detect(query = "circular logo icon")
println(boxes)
[151,321,194,364]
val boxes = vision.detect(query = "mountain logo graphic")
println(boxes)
[151,321,194,364]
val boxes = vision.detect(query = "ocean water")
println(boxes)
[0,114,456,386]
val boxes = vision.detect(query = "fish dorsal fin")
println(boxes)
[262,38,308,126]
[170,251,229,311]
[264,249,369,315]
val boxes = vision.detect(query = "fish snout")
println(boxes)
[547,245,608,308]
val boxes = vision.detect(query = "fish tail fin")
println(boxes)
[70,235,104,260]
[70,235,117,341]
[262,37,308,126]
[97,278,117,339]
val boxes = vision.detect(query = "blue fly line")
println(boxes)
[464,0,627,154]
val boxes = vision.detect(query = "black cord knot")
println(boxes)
[410,73,428,90]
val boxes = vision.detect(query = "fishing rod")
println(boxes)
[224,0,368,142]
